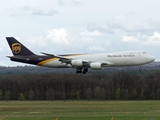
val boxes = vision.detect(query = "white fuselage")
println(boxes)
[40,51,155,68]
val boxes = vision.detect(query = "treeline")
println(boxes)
[0,63,160,75]
[0,71,160,101]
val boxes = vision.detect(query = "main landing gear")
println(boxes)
[76,68,88,74]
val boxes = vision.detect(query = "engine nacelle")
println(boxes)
[71,59,83,67]
[90,62,102,70]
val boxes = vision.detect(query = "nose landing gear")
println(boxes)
[139,66,142,72]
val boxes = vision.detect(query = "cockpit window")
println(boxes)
[143,52,146,54]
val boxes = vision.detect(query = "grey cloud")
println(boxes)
[57,0,65,6]
[32,8,58,16]
[22,6,32,11]
[57,0,83,7]
[73,0,83,7]
[11,6,59,17]
[10,12,23,17]
[107,18,160,36]
[87,24,114,34]
[9,8,23,17]
[122,32,160,46]
[108,22,152,35]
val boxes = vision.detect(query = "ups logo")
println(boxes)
[12,43,21,54]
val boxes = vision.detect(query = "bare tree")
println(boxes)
[28,90,35,101]
[86,88,92,100]
[46,88,55,101]
[4,90,10,101]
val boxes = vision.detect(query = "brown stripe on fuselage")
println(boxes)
[37,58,58,66]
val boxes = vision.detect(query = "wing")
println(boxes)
[41,52,113,68]
[41,52,89,65]
[41,52,72,64]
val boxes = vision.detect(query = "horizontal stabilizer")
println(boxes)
[7,56,30,61]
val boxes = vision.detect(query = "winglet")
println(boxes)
[41,52,64,59]
[41,52,55,57]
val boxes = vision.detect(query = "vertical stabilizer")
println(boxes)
[6,37,35,56]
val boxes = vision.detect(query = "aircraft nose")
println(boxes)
[148,55,155,62]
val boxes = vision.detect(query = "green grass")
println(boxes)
[0,100,160,120]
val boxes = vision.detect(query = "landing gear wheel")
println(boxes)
[76,68,88,74]
[83,71,86,74]
[139,69,142,72]
[76,69,82,74]
[82,68,88,74]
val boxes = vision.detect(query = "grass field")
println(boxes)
[0,100,160,120]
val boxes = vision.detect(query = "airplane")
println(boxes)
[6,37,155,74]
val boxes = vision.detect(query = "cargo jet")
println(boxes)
[6,37,155,74]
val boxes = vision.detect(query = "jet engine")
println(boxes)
[71,59,83,67]
[90,62,102,70]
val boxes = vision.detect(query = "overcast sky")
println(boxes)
[1,0,160,66]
